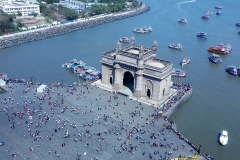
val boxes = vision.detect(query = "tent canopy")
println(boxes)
[37,84,47,93]
[0,79,6,87]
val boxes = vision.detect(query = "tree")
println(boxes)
[17,11,22,17]
[16,20,24,28]
[33,12,38,18]
[132,0,138,7]
[58,5,78,20]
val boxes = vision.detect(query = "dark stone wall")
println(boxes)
[0,5,150,49]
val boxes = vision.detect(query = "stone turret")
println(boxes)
[139,45,144,58]
[152,40,157,55]
[116,41,121,53]
[130,37,135,46]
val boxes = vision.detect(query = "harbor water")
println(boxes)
[0,0,240,159]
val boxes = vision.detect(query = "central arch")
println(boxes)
[123,71,134,92]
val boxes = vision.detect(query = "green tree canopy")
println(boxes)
[58,5,79,20]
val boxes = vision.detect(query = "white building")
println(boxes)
[0,1,40,17]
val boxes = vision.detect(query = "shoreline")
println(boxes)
[0,4,150,49]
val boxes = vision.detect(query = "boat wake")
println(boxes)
[177,0,196,10]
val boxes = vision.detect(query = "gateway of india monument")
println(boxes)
[99,37,174,103]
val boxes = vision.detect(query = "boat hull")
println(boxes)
[208,47,228,55]
[226,69,237,76]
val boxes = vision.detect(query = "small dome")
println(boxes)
[153,40,157,46]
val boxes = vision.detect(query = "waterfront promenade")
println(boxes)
[0,81,206,160]
[0,4,149,49]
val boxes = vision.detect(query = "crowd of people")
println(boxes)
[0,80,205,160]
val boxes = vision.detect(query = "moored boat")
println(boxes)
[219,130,228,145]
[209,54,222,64]
[215,6,222,9]
[226,65,238,76]
[201,15,209,19]
[172,68,186,77]
[180,57,190,66]
[197,32,208,38]
[236,22,240,27]
[168,42,183,50]
[119,37,130,43]
[178,18,187,23]
[238,31,240,34]
[62,59,101,81]
[208,43,232,55]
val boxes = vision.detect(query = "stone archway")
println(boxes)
[145,80,153,99]
[123,71,134,92]
[147,89,151,98]
[109,77,113,85]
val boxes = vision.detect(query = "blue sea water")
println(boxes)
[0,0,240,159]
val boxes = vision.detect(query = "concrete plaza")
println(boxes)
[0,82,203,160]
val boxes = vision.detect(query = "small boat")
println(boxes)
[172,68,186,77]
[209,54,222,64]
[238,31,240,34]
[236,22,240,27]
[168,42,183,50]
[178,18,187,23]
[180,57,190,66]
[133,26,152,33]
[226,66,238,76]
[197,32,209,39]
[133,28,144,33]
[208,43,232,55]
[237,67,240,76]
[216,11,221,15]
[206,11,214,15]
[119,37,130,43]
[219,130,228,145]
[201,15,209,19]
[215,6,222,9]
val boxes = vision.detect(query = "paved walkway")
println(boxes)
[0,82,204,160]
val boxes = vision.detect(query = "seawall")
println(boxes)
[0,4,150,49]
[164,88,192,118]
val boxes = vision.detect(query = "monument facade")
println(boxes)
[101,37,173,102]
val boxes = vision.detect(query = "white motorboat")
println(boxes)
[219,130,228,145]
[178,18,187,23]
[181,57,190,66]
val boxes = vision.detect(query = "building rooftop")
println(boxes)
[146,61,165,68]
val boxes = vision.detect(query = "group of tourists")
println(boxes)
[0,80,198,160]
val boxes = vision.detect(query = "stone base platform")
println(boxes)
[93,80,178,108]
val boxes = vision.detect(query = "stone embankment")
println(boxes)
[0,5,150,49]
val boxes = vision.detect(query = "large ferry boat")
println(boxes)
[226,66,238,76]
[219,130,228,145]
[209,54,222,64]
[133,26,152,33]
[168,42,183,50]
[172,68,186,77]
[208,44,232,55]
